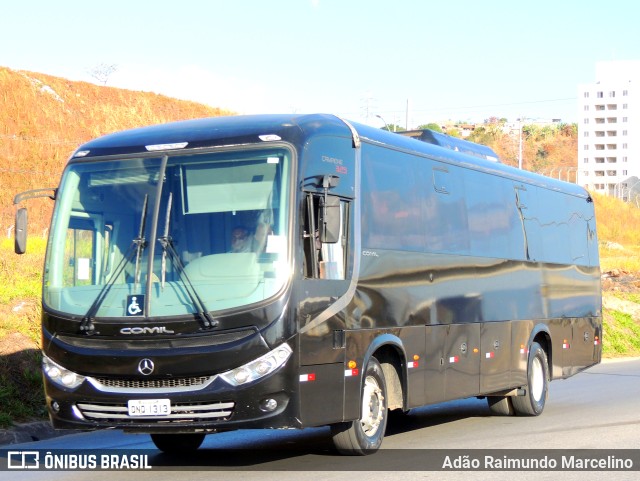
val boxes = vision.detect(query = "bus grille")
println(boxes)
[76,401,234,423]
[91,376,213,391]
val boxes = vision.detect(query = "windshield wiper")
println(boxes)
[79,195,149,334]
[157,192,218,330]
[134,195,149,287]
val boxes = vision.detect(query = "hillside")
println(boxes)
[465,121,578,176]
[0,66,233,234]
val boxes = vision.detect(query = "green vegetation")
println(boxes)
[602,310,640,357]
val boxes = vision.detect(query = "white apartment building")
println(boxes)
[578,60,640,200]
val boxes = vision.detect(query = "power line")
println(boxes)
[340,96,578,120]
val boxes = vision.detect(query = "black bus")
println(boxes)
[14,114,601,454]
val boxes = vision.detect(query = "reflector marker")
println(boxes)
[299,373,316,382]
[449,356,459,364]
[408,361,418,369]
[344,368,359,377]
[563,339,571,349]
[485,352,495,359]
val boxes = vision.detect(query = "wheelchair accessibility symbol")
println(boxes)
[126,295,145,316]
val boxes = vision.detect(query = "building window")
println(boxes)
[623,90,628,96]
[623,170,628,176]
[584,105,590,111]
[584,158,589,163]
[623,103,628,109]
[607,117,617,123]
[606,157,617,163]
[606,131,616,136]
[583,171,589,176]
[623,117,628,122]
[584,118,590,124]
[597,91,603,98]
[584,132,589,137]
[584,92,590,98]
[595,157,605,163]
[623,157,628,162]
[607,144,617,150]
[607,170,616,176]
[609,91,616,98]
[595,171,605,177]
[596,105,605,111]
[623,130,627,136]
[607,104,617,110]
[595,144,604,150]
[595,118,605,124]
[623,143,628,149]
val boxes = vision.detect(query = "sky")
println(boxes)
[1,0,639,129]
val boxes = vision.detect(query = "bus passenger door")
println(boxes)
[297,193,351,426]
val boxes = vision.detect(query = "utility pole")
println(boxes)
[405,99,410,130]
[518,116,525,170]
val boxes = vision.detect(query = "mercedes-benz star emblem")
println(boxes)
[138,358,155,376]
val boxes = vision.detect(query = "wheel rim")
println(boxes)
[531,356,544,402]
[361,374,385,436]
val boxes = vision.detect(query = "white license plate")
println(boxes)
[127,399,171,417]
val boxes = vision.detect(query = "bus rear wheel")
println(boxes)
[512,342,549,416]
[487,395,514,416]
[150,433,206,453]
[331,357,388,455]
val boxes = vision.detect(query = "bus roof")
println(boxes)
[72,113,588,199]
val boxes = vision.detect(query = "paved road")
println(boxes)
[2,358,640,480]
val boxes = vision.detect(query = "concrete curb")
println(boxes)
[0,421,78,446]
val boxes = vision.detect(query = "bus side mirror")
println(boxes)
[15,207,28,254]
[319,195,341,244]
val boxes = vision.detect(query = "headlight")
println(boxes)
[220,343,292,386]
[42,354,85,389]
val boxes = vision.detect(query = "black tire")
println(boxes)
[150,433,206,453]
[512,342,549,416]
[331,357,388,455]
[487,396,514,416]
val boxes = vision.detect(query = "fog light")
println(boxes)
[260,398,278,412]
[51,401,60,413]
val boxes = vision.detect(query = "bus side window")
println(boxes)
[303,194,347,280]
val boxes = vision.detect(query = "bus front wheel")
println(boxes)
[150,433,206,453]
[331,357,388,455]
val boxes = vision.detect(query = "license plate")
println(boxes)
[127,399,171,417]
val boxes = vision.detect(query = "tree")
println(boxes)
[416,123,443,133]
[88,63,118,86]
[379,124,405,132]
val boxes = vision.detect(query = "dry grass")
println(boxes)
[0,66,234,233]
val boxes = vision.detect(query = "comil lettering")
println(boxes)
[120,326,175,335]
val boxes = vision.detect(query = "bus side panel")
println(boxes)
[399,326,427,408]
[479,321,511,394]
[442,323,480,401]
[548,318,573,379]
[424,325,446,405]
[510,320,535,389]
[298,363,346,427]
[569,316,602,376]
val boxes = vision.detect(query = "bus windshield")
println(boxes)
[43,147,291,319]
